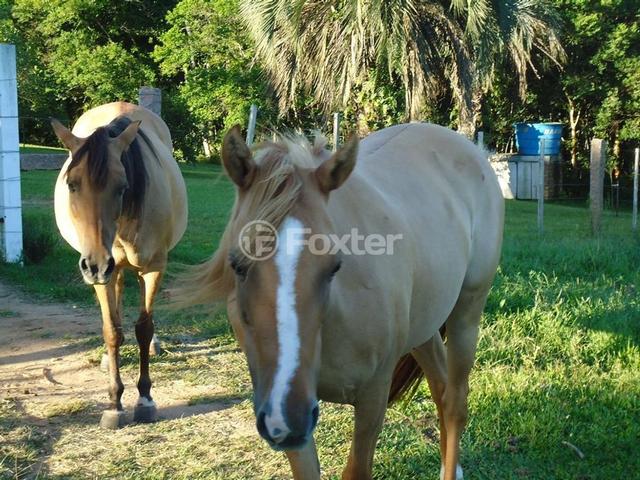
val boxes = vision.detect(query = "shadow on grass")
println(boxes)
[0,390,248,479]
[572,301,640,348]
[374,372,639,480]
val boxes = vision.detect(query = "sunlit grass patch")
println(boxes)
[2,169,639,479]
[42,400,92,419]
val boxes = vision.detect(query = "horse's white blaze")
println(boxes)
[264,216,304,441]
[440,464,464,480]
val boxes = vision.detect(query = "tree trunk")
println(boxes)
[456,84,481,140]
[566,94,580,168]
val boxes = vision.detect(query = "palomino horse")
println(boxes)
[52,102,188,428]
[177,123,503,479]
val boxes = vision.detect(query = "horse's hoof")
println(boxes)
[100,353,109,372]
[100,410,127,429]
[133,404,157,423]
[149,334,162,356]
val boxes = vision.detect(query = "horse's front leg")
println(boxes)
[133,267,164,423]
[94,279,126,429]
[285,437,321,480]
[342,376,392,480]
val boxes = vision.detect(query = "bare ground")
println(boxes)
[0,280,277,479]
[0,281,239,420]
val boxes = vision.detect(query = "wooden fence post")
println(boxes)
[590,139,607,235]
[538,139,545,234]
[633,147,639,232]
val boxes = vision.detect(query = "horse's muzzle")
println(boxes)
[256,402,319,451]
[79,256,115,285]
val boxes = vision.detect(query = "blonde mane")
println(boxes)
[171,132,328,307]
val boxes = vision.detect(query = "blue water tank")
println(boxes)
[514,123,562,155]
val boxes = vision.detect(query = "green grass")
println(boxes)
[19,144,66,154]
[1,169,639,479]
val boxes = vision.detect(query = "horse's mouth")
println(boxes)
[265,434,311,452]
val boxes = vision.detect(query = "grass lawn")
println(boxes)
[1,166,639,479]
[19,144,66,155]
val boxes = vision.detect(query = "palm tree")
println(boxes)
[240,0,565,138]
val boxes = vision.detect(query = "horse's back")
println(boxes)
[71,102,173,150]
[358,123,502,251]
[332,123,503,351]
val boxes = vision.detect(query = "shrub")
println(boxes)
[22,214,57,264]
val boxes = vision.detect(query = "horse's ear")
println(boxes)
[115,120,141,150]
[315,135,358,193]
[222,125,255,189]
[51,118,81,151]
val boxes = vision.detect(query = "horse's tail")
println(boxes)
[166,226,235,309]
[388,354,424,405]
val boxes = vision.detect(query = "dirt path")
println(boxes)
[0,280,240,421]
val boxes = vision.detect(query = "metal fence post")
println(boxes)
[633,147,639,231]
[332,112,341,152]
[477,131,484,149]
[538,139,545,234]
[246,104,258,146]
[590,139,606,235]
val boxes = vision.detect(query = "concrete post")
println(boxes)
[0,44,23,263]
[590,139,606,235]
[138,87,162,116]
[477,131,484,149]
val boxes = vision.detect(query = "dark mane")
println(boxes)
[67,116,153,218]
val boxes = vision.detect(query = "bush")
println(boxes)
[22,214,58,265]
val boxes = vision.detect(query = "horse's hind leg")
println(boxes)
[133,267,164,423]
[95,280,126,429]
[411,333,455,479]
[440,284,491,480]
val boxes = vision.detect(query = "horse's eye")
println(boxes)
[67,182,78,193]
[229,255,248,280]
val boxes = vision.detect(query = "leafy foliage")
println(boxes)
[154,0,273,160]
[239,0,564,137]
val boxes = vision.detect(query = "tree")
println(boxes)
[154,0,275,159]
[240,0,565,137]
[3,0,175,144]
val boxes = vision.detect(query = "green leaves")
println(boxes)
[154,0,271,160]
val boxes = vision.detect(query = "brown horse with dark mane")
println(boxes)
[52,102,187,428]
[175,123,503,480]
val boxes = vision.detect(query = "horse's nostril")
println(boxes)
[256,411,269,440]
[80,258,88,271]
[105,257,115,276]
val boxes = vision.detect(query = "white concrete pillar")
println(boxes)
[0,44,23,263]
